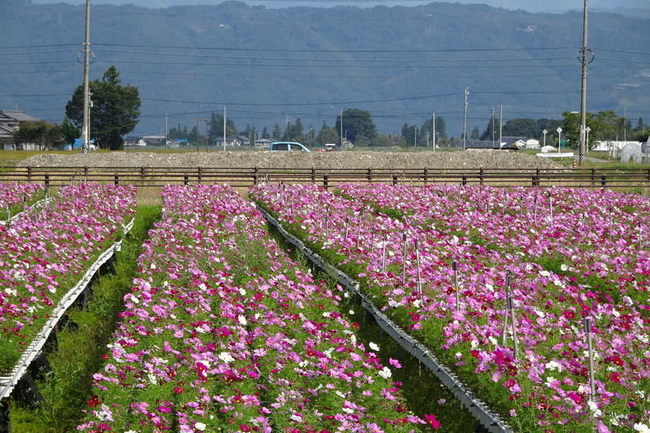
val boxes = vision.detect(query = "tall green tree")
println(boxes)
[208,112,237,143]
[336,109,376,142]
[317,123,338,145]
[502,118,539,138]
[480,115,500,141]
[561,110,625,149]
[420,116,447,140]
[60,116,80,145]
[401,123,417,146]
[65,66,140,150]
[272,123,282,140]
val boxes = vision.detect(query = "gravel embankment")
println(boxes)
[18,150,561,170]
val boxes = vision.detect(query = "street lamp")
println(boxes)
[556,127,563,153]
[542,129,547,148]
[585,127,591,152]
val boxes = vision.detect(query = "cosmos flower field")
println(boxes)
[0,184,136,374]
[1,182,647,433]
[251,183,649,433]
[78,185,429,433]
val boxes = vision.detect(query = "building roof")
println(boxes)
[0,110,40,123]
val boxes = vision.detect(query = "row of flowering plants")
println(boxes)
[79,185,431,433]
[251,183,649,433]
[0,183,136,374]
[0,182,45,221]
[337,184,649,304]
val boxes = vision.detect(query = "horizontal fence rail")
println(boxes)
[1,166,649,189]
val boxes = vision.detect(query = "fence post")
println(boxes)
[461,175,467,186]
[323,175,329,189]
[311,167,316,184]
[367,168,372,183]
[534,168,540,187]
[184,175,189,186]
[591,168,596,186]
[252,167,257,185]
[27,166,32,182]
[392,175,398,185]
[83,166,89,181]
[44,174,50,190]
[140,166,145,180]
[114,174,119,185]
[198,166,203,184]
[479,168,484,186]
[601,175,606,187]
[423,168,428,185]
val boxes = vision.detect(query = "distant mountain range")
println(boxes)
[2,0,649,136]
[29,0,650,16]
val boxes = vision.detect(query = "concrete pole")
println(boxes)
[462,88,469,150]
[82,0,91,152]
[578,0,590,165]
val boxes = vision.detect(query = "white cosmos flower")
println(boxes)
[378,366,392,379]
[634,423,650,433]
[218,352,234,363]
[368,342,380,352]
[545,360,563,372]
[238,315,247,325]
[195,422,207,431]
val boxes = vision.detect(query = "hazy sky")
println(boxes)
[29,0,650,14]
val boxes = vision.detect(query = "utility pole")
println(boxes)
[491,106,496,148]
[623,106,627,143]
[196,118,200,151]
[578,0,593,165]
[432,112,436,152]
[414,127,417,147]
[499,104,503,149]
[81,0,92,153]
[340,107,343,147]
[462,87,469,150]
[164,112,168,147]
[223,106,227,151]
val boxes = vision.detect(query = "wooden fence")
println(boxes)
[2,166,650,189]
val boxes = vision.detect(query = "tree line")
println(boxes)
[10,65,649,150]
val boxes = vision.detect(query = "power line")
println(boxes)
[93,42,578,54]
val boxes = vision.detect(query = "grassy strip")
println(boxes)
[9,205,161,433]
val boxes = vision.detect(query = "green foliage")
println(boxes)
[10,206,161,433]
[13,121,63,150]
[59,117,79,146]
[316,123,338,145]
[65,66,141,150]
[480,114,501,140]
[502,118,539,138]
[208,112,237,141]
[561,111,627,149]
[336,108,377,142]
[420,116,447,140]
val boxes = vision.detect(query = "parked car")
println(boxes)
[269,141,311,152]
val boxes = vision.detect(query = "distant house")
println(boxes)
[254,138,272,148]
[0,110,40,149]
[215,136,242,147]
[525,139,540,150]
